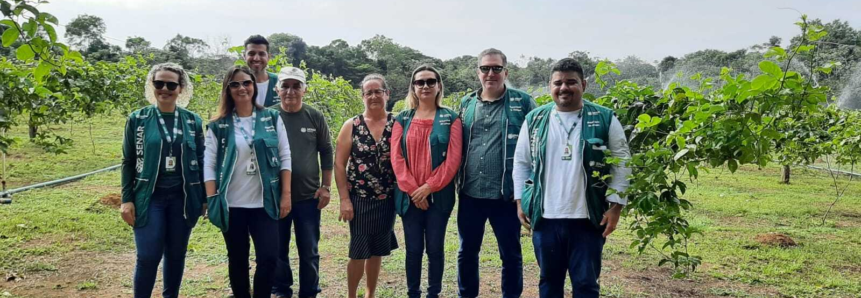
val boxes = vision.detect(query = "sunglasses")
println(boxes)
[153,80,180,91]
[413,79,438,87]
[228,80,254,89]
[479,66,505,74]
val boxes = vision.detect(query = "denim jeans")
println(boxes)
[456,197,523,298]
[133,188,193,298]
[272,198,322,298]
[532,219,605,298]
[401,203,451,298]
[223,207,279,298]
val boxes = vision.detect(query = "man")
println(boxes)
[456,48,536,298]
[513,58,632,298]
[244,35,280,107]
[271,67,334,298]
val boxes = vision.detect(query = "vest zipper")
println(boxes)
[181,136,188,220]
[501,117,508,197]
[150,132,163,198]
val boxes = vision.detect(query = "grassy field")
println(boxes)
[0,115,859,297]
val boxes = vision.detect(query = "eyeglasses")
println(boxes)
[153,80,180,91]
[363,89,387,97]
[413,79,438,87]
[479,66,505,74]
[228,80,254,89]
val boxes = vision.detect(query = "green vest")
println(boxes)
[205,108,284,231]
[521,101,614,230]
[263,72,280,107]
[120,105,205,228]
[393,108,459,216]
[458,87,535,200]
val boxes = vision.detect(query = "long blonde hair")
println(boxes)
[407,65,444,109]
[212,66,263,121]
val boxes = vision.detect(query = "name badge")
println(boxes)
[165,156,177,172]
[562,144,573,161]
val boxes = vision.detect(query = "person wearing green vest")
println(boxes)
[203,66,293,298]
[513,58,632,298]
[120,62,205,298]
[457,48,535,298]
[392,65,463,298]
[244,35,280,108]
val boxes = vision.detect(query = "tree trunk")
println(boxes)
[28,124,37,139]
[782,165,791,184]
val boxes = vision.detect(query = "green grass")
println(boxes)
[0,116,859,297]
[2,113,126,189]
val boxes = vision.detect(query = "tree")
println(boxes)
[64,14,105,50]
[658,56,677,73]
[268,32,307,65]
[125,36,150,53]
[163,34,209,68]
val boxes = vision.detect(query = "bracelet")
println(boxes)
[321,185,331,192]
[206,193,219,199]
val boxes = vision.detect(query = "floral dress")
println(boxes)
[346,114,399,259]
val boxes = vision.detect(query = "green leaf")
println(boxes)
[1,26,19,47]
[15,45,34,60]
[727,159,738,173]
[67,51,84,63]
[34,60,52,82]
[22,19,36,37]
[759,61,782,77]
[674,148,690,161]
[43,23,56,42]
[0,19,15,28]
[764,47,787,60]
[751,74,775,90]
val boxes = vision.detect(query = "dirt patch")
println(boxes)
[98,193,122,209]
[603,262,781,297]
[1,251,132,298]
[755,233,798,248]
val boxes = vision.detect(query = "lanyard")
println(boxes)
[155,109,180,154]
[233,110,256,149]
[553,109,582,145]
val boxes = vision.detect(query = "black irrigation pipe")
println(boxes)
[0,164,121,202]
[805,165,861,178]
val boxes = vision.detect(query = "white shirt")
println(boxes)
[203,115,291,208]
[255,82,269,106]
[513,108,631,219]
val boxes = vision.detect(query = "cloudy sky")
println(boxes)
[43,0,860,64]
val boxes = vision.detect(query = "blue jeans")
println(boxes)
[456,197,523,298]
[532,219,605,298]
[133,188,194,298]
[401,203,451,298]
[223,207,279,298]
[272,199,322,298]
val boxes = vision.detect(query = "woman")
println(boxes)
[120,62,205,298]
[334,74,399,298]
[203,66,292,298]
[391,65,462,298]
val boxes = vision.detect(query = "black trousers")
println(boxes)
[223,207,279,298]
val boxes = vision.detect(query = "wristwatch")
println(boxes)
[321,185,331,192]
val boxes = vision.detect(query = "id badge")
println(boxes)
[165,156,177,172]
[562,143,573,161]
[246,162,257,175]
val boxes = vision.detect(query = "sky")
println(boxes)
[43,0,861,65]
